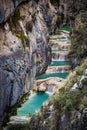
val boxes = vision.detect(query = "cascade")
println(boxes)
[8,25,71,124]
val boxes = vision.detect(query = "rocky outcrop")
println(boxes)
[0,0,57,125]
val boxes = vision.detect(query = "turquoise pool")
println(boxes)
[50,61,69,66]
[59,25,72,32]
[36,72,69,80]
[52,49,68,52]
[17,92,49,116]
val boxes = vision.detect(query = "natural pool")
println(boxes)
[17,92,49,116]
[36,72,69,80]
[51,39,70,44]
[52,49,68,52]
[59,25,72,32]
[50,60,69,66]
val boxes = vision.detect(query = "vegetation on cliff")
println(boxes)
[51,59,87,129]
[70,12,87,60]
[8,8,21,30]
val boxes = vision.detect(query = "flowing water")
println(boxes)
[17,26,71,117]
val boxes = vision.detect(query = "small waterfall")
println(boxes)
[45,91,51,95]
[52,55,65,61]
[58,55,65,61]
[61,68,64,73]
[45,85,56,94]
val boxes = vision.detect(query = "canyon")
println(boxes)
[0,0,87,130]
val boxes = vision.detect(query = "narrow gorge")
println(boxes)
[0,0,87,130]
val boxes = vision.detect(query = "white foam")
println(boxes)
[45,91,51,95]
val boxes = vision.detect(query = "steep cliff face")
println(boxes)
[0,0,27,23]
[0,0,57,125]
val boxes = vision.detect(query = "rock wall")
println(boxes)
[0,0,57,125]
[0,0,27,23]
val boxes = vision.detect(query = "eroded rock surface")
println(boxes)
[0,0,57,125]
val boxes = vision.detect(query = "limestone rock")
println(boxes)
[37,82,47,92]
